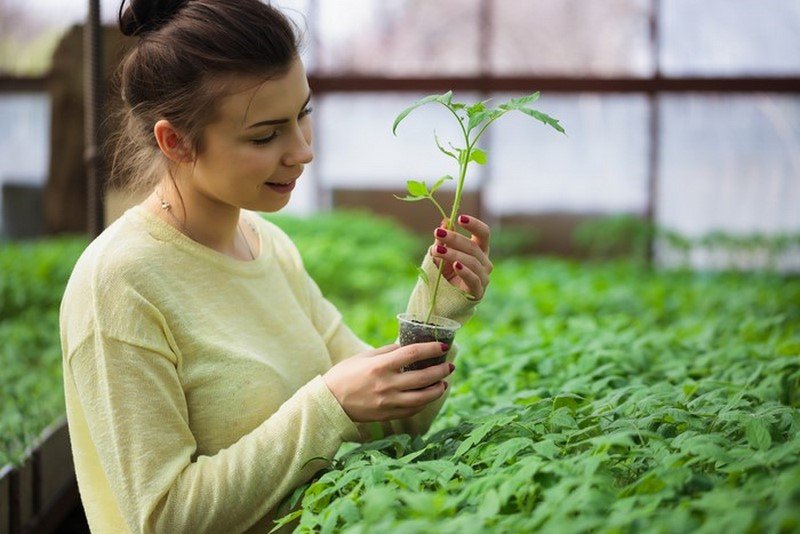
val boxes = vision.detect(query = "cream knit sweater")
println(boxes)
[60,205,477,533]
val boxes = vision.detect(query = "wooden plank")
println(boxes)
[309,75,800,94]
[16,462,33,532]
[0,76,48,93]
[36,421,73,513]
[0,465,12,534]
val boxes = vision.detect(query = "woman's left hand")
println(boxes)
[430,214,493,300]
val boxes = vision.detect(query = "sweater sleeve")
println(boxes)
[65,278,361,534]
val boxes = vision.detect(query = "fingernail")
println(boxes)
[436,245,447,255]
[448,363,455,373]
[454,261,463,270]
[435,228,447,238]
[459,215,470,224]
[444,381,449,390]
[440,343,450,352]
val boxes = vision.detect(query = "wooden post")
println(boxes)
[646,0,662,266]
[84,0,105,238]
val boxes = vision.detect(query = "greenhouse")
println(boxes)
[0,0,798,532]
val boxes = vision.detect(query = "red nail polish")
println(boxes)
[443,381,449,390]
[440,343,450,352]
[448,363,455,372]
[436,245,447,255]
[455,261,463,270]
[435,228,447,238]
[459,215,470,224]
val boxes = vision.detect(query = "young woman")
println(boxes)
[59,1,492,532]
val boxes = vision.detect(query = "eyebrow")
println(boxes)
[246,92,313,129]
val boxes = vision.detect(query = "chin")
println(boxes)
[259,194,292,213]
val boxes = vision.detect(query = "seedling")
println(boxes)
[393,90,565,327]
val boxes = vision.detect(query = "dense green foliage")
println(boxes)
[1,212,798,534]
[273,222,800,533]
[573,214,800,268]
[0,237,86,465]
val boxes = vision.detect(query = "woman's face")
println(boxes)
[189,57,314,213]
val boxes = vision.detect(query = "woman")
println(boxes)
[60,1,492,532]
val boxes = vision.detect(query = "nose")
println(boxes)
[282,122,314,167]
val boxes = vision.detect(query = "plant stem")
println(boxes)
[429,196,448,222]
[423,102,496,324]
[425,140,471,324]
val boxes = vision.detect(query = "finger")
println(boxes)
[452,260,487,300]
[433,227,492,271]
[456,214,491,255]
[431,245,488,287]
[394,341,450,369]
[395,380,448,410]
[364,343,400,357]
[394,361,454,391]
[429,247,457,281]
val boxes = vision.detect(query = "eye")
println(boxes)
[252,132,278,146]
[299,105,313,119]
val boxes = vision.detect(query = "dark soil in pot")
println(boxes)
[397,313,461,371]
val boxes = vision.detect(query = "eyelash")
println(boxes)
[252,106,314,146]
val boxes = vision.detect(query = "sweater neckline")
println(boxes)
[129,204,269,276]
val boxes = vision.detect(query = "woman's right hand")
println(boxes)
[322,342,454,423]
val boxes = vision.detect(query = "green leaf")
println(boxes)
[392,91,454,135]
[553,394,582,414]
[430,175,453,193]
[518,107,566,134]
[468,148,488,165]
[500,92,541,110]
[467,110,490,132]
[479,488,501,517]
[393,195,427,202]
[533,438,560,459]
[466,101,486,117]
[406,180,428,197]
[468,108,505,134]
[270,510,303,533]
[434,131,457,160]
[416,266,428,286]
[746,418,772,450]
[301,456,331,469]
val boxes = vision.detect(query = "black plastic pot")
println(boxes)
[397,313,461,371]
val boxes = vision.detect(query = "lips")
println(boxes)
[265,179,296,186]
[265,180,297,194]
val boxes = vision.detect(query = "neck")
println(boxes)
[148,179,253,261]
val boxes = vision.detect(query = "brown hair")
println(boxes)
[110,0,302,193]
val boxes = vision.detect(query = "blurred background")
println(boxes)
[1,0,799,269]
[1,2,799,532]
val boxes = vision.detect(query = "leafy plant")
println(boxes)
[392,91,565,323]
[0,236,85,466]
[275,255,800,533]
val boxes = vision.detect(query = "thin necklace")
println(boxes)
[155,188,255,261]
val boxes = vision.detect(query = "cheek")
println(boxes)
[241,146,281,175]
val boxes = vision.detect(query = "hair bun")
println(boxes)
[119,0,190,37]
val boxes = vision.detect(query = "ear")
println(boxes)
[153,120,194,163]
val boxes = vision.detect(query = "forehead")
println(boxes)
[213,59,309,130]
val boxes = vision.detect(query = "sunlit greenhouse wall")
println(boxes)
[295,0,800,270]
[0,0,798,269]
